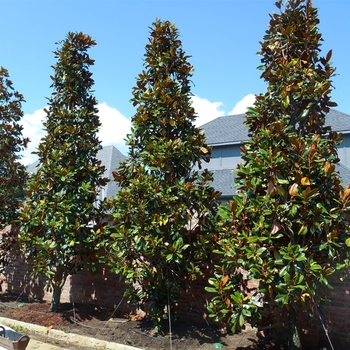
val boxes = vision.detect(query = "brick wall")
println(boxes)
[1,248,350,349]
[1,254,135,316]
[316,274,350,349]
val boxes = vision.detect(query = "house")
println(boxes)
[26,109,350,203]
[16,109,350,347]
[200,108,350,202]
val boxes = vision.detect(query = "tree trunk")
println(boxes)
[50,268,66,312]
[287,306,302,350]
[50,282,63,312]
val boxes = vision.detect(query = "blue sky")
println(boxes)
[1,0,349,164]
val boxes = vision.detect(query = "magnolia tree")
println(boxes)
[0,67,28,271]
[19,32,108,311]
[107,19,220,326]
[206,1,350,349]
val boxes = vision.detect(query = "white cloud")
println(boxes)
[229,94,256,115]
[19,95,254,166]
[191,95,226,126]
[97,102,131,150]
[21,108,46,165]
[191,94,256,127]
[20,103,131,165]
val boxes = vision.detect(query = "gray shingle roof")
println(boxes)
[201,109,350,194]
[210,168,237,197]
[326,109,350,134]
[26,145,126,200]
[97,145,126,200]
[201,114,247,146]
[26,160,40,174]
[201,109,350,146]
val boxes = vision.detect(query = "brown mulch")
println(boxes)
[0,293,301,349]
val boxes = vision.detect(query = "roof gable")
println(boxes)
[97,145,126,179]
[98,145,126,199]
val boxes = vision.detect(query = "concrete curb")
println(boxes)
[0,316,143,350]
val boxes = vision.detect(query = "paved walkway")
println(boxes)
[0,335,63,350]
[26,338,64,350]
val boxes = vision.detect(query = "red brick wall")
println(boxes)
[315,274,350,349]
[1,249,350,349]
[1,248,45,300]
[1,254,135,316]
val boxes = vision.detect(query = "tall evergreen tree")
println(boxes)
[0,67,28,270]
[19,32,108,311]
[107,19,220,326]
[207,1,350,349]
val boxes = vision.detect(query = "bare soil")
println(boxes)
[0,293,299,349]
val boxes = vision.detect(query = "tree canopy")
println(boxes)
[206,1,350,349]
[0,67,28,271]
[19,32,108,311]
[107,19,220,326]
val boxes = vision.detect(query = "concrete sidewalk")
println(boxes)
[26,338,64,350]
[0,316,142,350]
